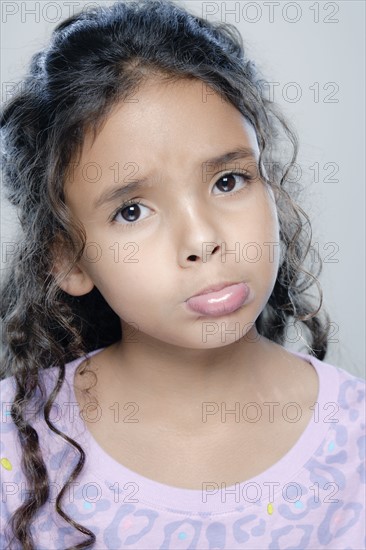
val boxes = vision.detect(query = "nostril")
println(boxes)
[188,255,197,261]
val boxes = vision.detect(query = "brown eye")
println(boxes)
[217,173,237,192]
[213,172,252,195]
[111,199,152,226]
[120,203,142,222]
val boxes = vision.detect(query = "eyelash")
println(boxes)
[110,170,254,228]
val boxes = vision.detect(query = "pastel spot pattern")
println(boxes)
[0,350,365,549]
[0,457,12,471]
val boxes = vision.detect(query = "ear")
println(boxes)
[50,235,95,297]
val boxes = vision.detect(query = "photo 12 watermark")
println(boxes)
[200,2,340,25]
[201,319,340,345]
[201,400,340,424]
[1,479,140,504]
[201,479,340,505]
[1,399,141,424]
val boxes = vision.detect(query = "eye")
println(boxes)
[110,199,152,227]
[213,171,253,195]
[110,170,253,227]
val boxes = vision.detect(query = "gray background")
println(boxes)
[1,1,365,377]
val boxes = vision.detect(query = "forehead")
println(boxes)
[85,78,255,151]
[65,78,259,198]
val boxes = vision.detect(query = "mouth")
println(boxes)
[185,281,250,317]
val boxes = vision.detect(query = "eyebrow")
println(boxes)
[93,146,258,209]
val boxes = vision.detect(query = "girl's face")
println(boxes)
[62,78,280,349]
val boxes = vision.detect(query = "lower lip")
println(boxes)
[185,282,250,317]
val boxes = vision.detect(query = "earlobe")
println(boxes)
[53,263,95,296]
[50,235,95,296]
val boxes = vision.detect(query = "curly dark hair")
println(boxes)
[0,0,330,547]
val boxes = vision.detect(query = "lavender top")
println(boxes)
[1,347,365,549]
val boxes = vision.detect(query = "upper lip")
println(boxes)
[186,281,240,300]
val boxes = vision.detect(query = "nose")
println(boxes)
[175,202,222,266]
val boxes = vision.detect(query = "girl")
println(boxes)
[0,0,364,549]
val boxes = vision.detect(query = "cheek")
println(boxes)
[237,196,280,305]
[258,188,279,241]
[258,203,280,274]
[235,191,280,263]
[80,244,167,322]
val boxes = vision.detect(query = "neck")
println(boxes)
[94,324,293,430]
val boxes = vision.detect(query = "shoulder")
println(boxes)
[0,350,104,519]
[0,346,106,439]
[0,373,17,400]
[292,349,365,403]
[312,354,365,409]
[306,354,365,464]
[323,358,365,441]
[312,354,365,428]
[291,350,365,451]
[0,375,18,444]
[294,355,365,518]
[335,363,365,405]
